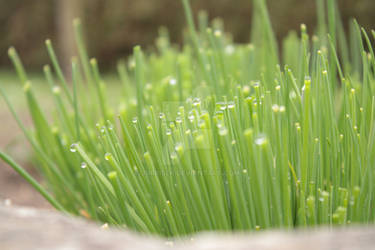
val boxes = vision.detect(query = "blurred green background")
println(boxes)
[0,0,374,73]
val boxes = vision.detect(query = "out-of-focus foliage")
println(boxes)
[0,0,374,70]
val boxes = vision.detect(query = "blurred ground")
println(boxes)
[0,159,51,208]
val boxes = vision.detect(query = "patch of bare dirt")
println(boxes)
[0,110,51,209]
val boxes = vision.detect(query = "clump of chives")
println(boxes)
[1,0,375,237]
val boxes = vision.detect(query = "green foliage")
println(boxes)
[1,0,375,237]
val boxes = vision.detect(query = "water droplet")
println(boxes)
[175,142,183,152]
[52,86,61,94]
[132,117,138,124]
[169,78,177,86]
[81,162,87,169]
[159,113,165,119]
[166,129,172,136]
[219,127,228,136]
[217,102,227,111]
[272,104,279,113]
[70,143,78,152]
[100,126,106,134]
[243,85,250,95]
[255,134,267,146]
[104,152,112,161]
[176,117,182,124]
[188,112,195,122]
[253,81,260,88]
[227,101,235,109]
[192,98,201,107]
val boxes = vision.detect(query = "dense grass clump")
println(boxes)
[1,0,375,237]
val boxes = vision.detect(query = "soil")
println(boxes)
[0,110,51,209]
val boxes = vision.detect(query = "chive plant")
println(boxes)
[1,0,375,236]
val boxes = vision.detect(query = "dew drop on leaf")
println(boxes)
[70,143,78,152]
